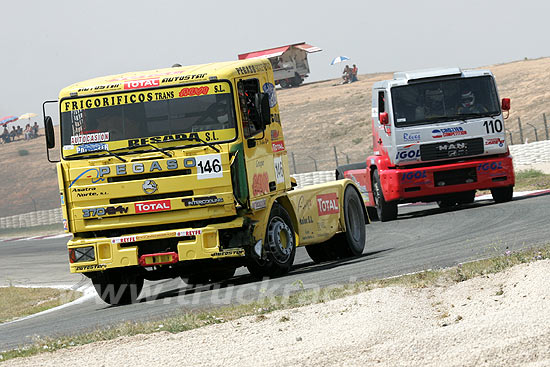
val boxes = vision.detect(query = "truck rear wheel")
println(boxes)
[305,186,366,263]
[246,203,296,278]
[491,186,514,203]
[91,269,144,305]
[373,170,398,222]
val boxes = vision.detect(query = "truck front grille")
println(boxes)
[420,138,484,161]
[109,190,193,204]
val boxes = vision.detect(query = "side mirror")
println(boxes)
[501,98,511,111]
[255,93,271,128]
[379,112,389,125]
[45,116,55,149]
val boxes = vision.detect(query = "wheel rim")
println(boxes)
[267,216,294,263]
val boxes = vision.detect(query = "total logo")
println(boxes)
[402,170,427,181]
[432,127,467,139]
[124,78,160,90]
[134,200,171,213]
[316,193,340,216]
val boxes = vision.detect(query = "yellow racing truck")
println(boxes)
[43,58,368,305]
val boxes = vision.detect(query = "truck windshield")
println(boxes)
[391,76,500,127]
[60,81,236,151]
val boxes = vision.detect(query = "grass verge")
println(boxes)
[1,244,549,362]
[514,169,550,191]
[0,287,81,324]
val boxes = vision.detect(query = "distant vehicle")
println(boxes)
[338,67,515,221]
[238,42,321,88]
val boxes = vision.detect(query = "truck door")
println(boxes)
[373,89,394,159]
[237,77,280,208]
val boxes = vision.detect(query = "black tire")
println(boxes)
[92,269,144,305]
[305,241,334,263]
[366,206,379,222]
[246,203,296,278]
[457,190,476,205]
[491,186,514,203]
[279,79,290,89]
[183,266,237,286]
[372,170,398,222]
[338,186,366,257]
[437,199,456,208]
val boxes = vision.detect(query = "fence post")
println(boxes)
[518,117,524,143]
[526,122,538,142]
[333,146,339,167]
[291,152,297,174]
[544,113,549,140]
[308,156,318,171]
[344,153,350,164]
[505,128,514,145]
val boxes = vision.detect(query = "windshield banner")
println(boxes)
[61,82,230,112]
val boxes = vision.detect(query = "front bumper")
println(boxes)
[67,217,246,273]
[380,155,515,203]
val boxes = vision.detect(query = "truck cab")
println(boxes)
[342,68,514,221]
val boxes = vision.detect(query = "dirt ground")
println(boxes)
[4,259,550,366]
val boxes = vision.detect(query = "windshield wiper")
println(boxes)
[112,143,172,158]
[161,135,220,153]
[65,149,127,162]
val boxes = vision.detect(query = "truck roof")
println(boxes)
[59,58,272,99]
[374,67,494,89]
[238,42,321,60]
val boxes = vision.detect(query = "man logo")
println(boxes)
[143,180,158,195]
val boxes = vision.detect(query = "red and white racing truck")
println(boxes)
[339,67,515,221]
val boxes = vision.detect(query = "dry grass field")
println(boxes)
[1,57,549,217]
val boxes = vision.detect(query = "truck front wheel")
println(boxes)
[373,170,398,222]
[491,186,514,203]
[91,269,144,305]
[246,203,296,278]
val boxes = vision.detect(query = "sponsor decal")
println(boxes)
[60,193,65,205]
[176,229,203,236]
[74,264,107,271]
[262,82,277,107]
[271,129,280,140]
[142,180,158,195]
[211,248,245,257]
[61,82,227,112]
[395,149,421,161]
[82,205,129,218]
[134,200,171,213]
[71,186,108,198]
[77,84,120,93]
[402,170,427,181]
[234,63,269,75]
[71,132,110,145]
[403,133,421,142]
[431,127,467,139]
[251,198,267,210]
[299,216,313,225]
[297,195,313,212]
[63,219,69,231]
[111,236,137,244]
[316,193,340,216]
[272,140,285,152]
[182,196,224,206]
[124,78,160,90]
[252,172,269,196]
[69,168,106,188]
[76,143,108,154]
[63,145,75,150]
[179,86,209,97]
[270,113,281,124]
[485,138,505,147]
[478,162,503,172]
[136,232,177,241]
[274,156,284,184]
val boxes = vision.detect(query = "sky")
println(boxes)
[1,0,549,124]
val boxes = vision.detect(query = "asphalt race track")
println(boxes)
[1,192,550,351]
